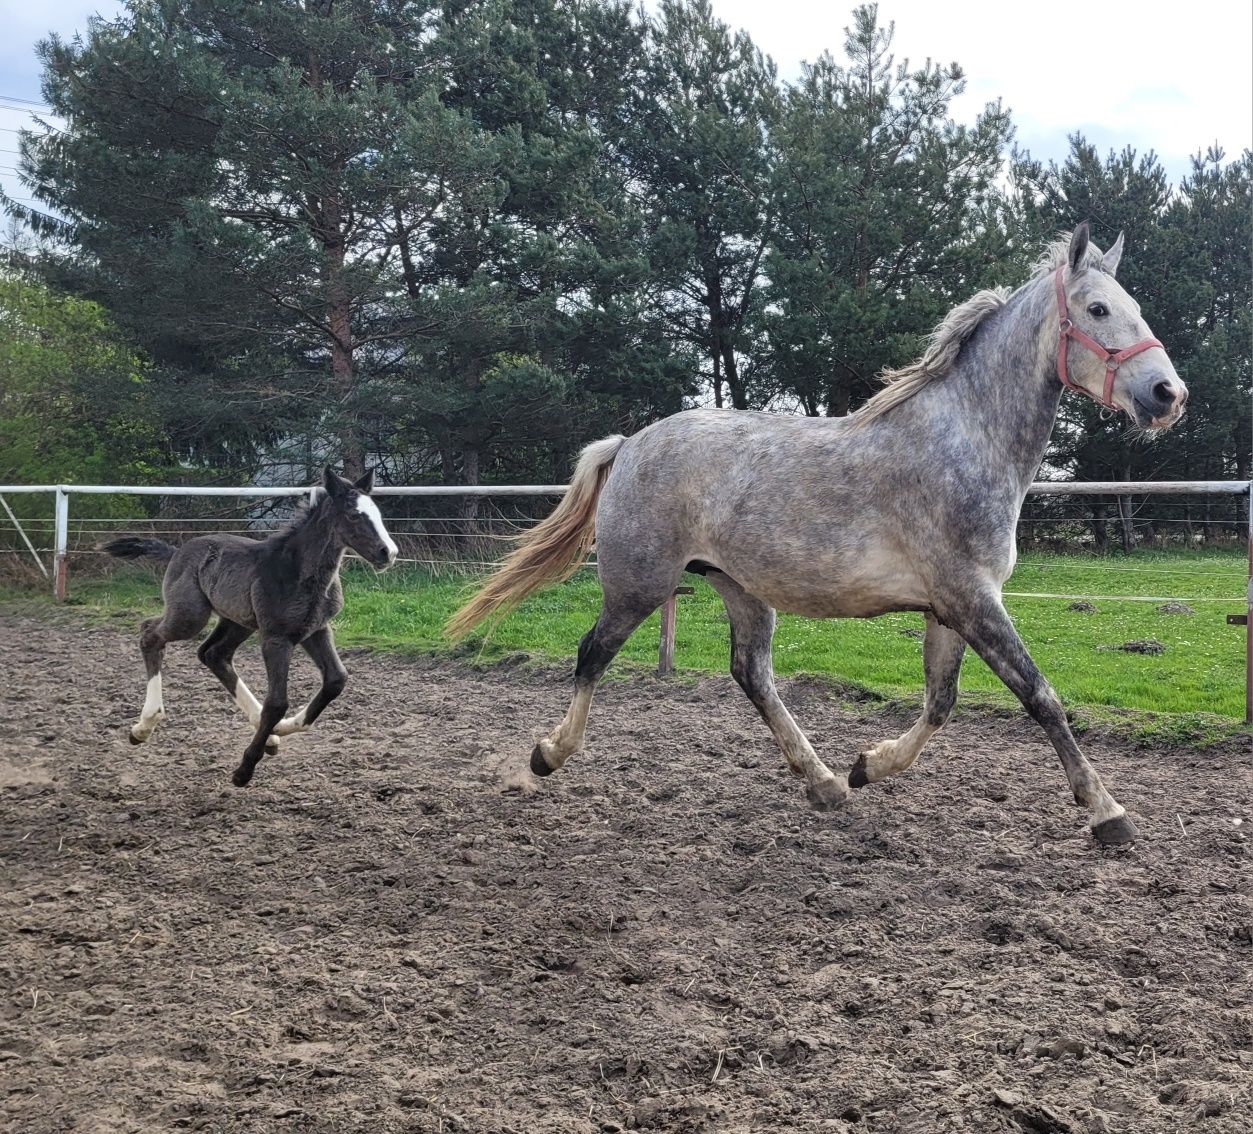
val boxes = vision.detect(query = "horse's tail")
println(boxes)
[445,434,627,641]
[101,537,178,562]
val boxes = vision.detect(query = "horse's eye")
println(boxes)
[1087,302,1109,318]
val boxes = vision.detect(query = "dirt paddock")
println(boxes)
[2,610,1250,1133]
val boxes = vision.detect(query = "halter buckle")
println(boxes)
[1058,318,1073,335]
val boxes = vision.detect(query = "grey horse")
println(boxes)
[448,225,1187,845]
[104,468,397,787]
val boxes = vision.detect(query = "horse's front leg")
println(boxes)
[232,636,292,788]
[270,627,347,737]
[850,614,965,788]
[946,590,1135,845]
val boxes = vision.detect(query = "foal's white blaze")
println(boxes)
[356,493,398,565]
[131,674,165,742]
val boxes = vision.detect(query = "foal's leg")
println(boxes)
[529,594,658,778]
[947,590,1135,845]
[270,627,348,736]
[196,618,284,754]
[706,571,849,810]
[129,598,211,744]
[849,614,965,788]
[231,636,292,788]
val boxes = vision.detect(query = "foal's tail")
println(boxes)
[101,537,178,562]
[445,434,627,641]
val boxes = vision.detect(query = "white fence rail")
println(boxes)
[2,479,1251,721]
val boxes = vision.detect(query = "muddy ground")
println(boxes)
[1,608,1250,1133]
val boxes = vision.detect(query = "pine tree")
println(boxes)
[765,4,1013,416]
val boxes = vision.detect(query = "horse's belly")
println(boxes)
[721,549,930,620]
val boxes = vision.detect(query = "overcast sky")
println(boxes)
[2,0,1250,219]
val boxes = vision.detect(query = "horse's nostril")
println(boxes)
[1151,380,1173,406]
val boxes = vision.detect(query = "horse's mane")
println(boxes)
[851,234,1108,426]
[270,492,329,544]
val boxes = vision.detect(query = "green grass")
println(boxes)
[6,546,1248,730]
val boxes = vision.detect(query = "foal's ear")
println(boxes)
[354,469,375,494]
[1068,222,1091,273]
[1101,230,1125,276]
[323,465,349,499]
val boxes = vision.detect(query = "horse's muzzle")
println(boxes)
[1133,373,1188,429]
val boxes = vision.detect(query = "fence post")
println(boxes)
[53,486,69,600]
[658,594,677,675]
[657,586,694,676]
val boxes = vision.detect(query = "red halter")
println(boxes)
[1054,265,1162,411]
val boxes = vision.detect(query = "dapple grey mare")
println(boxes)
[448,225,1187,845]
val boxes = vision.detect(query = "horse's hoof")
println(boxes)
[848,755,870,789]
[128,729,144,746]
[231,765,254,788]
[264,739,279,755]
[806,776,850,812]
[529,743,555,777]
[1092,814,1138,846]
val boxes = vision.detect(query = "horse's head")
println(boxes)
[323,467,398,570]
[1055,223,1187,430]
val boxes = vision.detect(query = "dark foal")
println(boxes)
[105,468,397,787]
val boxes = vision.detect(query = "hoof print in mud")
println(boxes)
[1092,814,1138,846]
[529,743,554,777]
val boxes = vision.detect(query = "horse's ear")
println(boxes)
[1101,230,1125,276]
[323,465,348,498]
[354,469,375,494]
[1068,222,1091,273]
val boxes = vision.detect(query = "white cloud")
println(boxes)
[709,0,1252,180]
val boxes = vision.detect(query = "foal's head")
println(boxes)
[1055,223,1188,430]
[323,467,398,570]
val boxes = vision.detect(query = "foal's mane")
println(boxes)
[851,234,1108,426]
[271,492,331,545]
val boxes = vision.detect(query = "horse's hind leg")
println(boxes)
[849,614,965,788]
[129,598,211,744]
[948,590,1134,845]
[529,590,661,780]
[706,571,849,811]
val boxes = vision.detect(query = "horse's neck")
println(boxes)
[920,275,1063,496]
[282,503,345,586]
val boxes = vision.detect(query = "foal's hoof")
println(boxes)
[529,743,555,777]
[805,776,850,812]
[848,754,870,789]
[231,764,255,788]
[1092,814,1138,846]
[128,728,144,746]
[264,739,279,756]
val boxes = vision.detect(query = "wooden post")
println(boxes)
[1246,482,1252,724]
[658,586,694,676]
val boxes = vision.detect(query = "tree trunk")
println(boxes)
[1091,503,1108,554]
[1117,494,1135,553]
[722,343,747,410]
[460,443,480,535]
